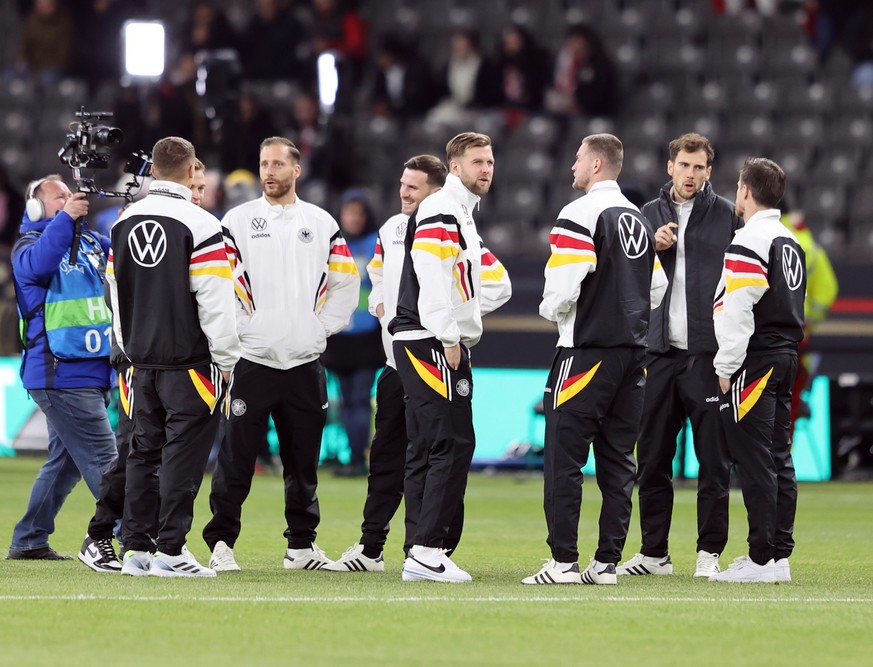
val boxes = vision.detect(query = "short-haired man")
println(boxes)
[523,134,667,585]
[79,166,211,573]
[190,158,207,206]
[204,137,359,572]
[618,133,743,579]
[389,132,509,582]
[710,158,805,583]
[108,137,240,577]
[327,154,510,572]
[7,175,117,561]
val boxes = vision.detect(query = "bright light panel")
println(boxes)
[317,52,339,112]
[124,21,165,78]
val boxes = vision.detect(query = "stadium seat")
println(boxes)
[798,184,848,229]
[493,182,546,227]
[783,80,834,115]
[809,151,863,187]
[772,114,824,149]
[504,115,560,151]
[727,79,779,114]
[826,113,873,149]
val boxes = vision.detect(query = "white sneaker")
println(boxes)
[521,559,581,585]
[774,557,791,582]
[322,543,385,572]
[580,558,617,585]
[694,551,721,578]
[402,545,472,582]
[121,550,153,576]
[283,543,333,570]
[151,549,216,578]
[209,540,241,572]
[616,552,673,576]
[710,556,777,583]
[78,534,121,573]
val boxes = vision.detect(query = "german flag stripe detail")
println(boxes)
[736,367,773,422]
[405,347,447,399]
[556,360,602,407]
[189,368,219,411]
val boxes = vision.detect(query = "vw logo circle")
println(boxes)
[128,219,167,267]
[618,212,649,259]
[782,245,804,291]
[251,217,267,231]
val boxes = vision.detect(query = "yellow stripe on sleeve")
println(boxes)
[412,240,458,260]
[546,254,596,269]
[189,266,232,279]
[726,276,769,292]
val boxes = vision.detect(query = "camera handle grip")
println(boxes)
[69,216,85,265]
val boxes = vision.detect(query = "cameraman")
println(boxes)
[7,175,117,561]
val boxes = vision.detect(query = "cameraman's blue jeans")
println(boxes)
[10,388,117,551]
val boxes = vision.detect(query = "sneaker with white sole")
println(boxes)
[521,559,581,584]
[283,544,333,570]
[616,552,673,576]
[402,545,471,583]
[209,540,241,572]
[580,558,617,585]
[710,556,777,583]
[150,549,216,578]
[121,550,153,576]
[78,534,121,573]
[774,557,791,582]
[694,551,721,578]
[322,543,385,572]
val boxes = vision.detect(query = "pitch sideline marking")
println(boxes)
[0,594,871,604]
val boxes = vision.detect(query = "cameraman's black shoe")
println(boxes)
[7,546,73,561]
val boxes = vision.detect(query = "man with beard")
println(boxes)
[389,132,504,583]
[617,133,743,579]
[203,137,359,572]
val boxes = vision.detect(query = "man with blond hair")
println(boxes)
[390,132,510,583]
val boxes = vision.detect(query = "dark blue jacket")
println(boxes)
[12,212,113,390]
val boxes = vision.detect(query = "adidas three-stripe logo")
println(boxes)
[622,564,653,575]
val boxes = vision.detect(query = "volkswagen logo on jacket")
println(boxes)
[128,219,167,267]
[618,212,648,259]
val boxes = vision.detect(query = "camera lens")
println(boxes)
[94,126,124,147]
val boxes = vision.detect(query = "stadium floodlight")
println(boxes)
[123,21,165,79]
[317,51,339,114]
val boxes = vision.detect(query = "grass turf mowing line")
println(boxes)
[1,456,871,667]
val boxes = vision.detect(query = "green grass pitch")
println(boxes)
[1,456,871,666]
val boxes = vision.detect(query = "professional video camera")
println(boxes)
[58,106,152,202]
[57,106,154,262]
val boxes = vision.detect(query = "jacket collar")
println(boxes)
[19,212,51,234]
[445,173,481,209]
[587,179,621,194]
[149,180,192,201]
[745,208,781,225]
[659,179,716,209]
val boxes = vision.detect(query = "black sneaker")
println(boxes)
[7,546,73,561]
[77,534,122,572]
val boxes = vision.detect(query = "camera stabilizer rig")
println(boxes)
[57,107,153,261]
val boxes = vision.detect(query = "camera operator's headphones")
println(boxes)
[25,177,49,221]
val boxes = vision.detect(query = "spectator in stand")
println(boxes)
[289,91,350,191]
[239,0,309,84]
[70,0,133,93]
[142,53,210,153]
[0,166,24,356]
[12,0,74,86]
[544,24,617,119]
[179,0,238,55]
[321,189,385,477]
[807,0,856,64]
[220,91,279,173]
[842,4,873,89]
[427,30,500,126]
[779,199,838,437]
[371,36,438,119]
[492,24,549,125]
[310,0,368,111]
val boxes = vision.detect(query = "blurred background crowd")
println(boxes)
[0,0,872,475]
